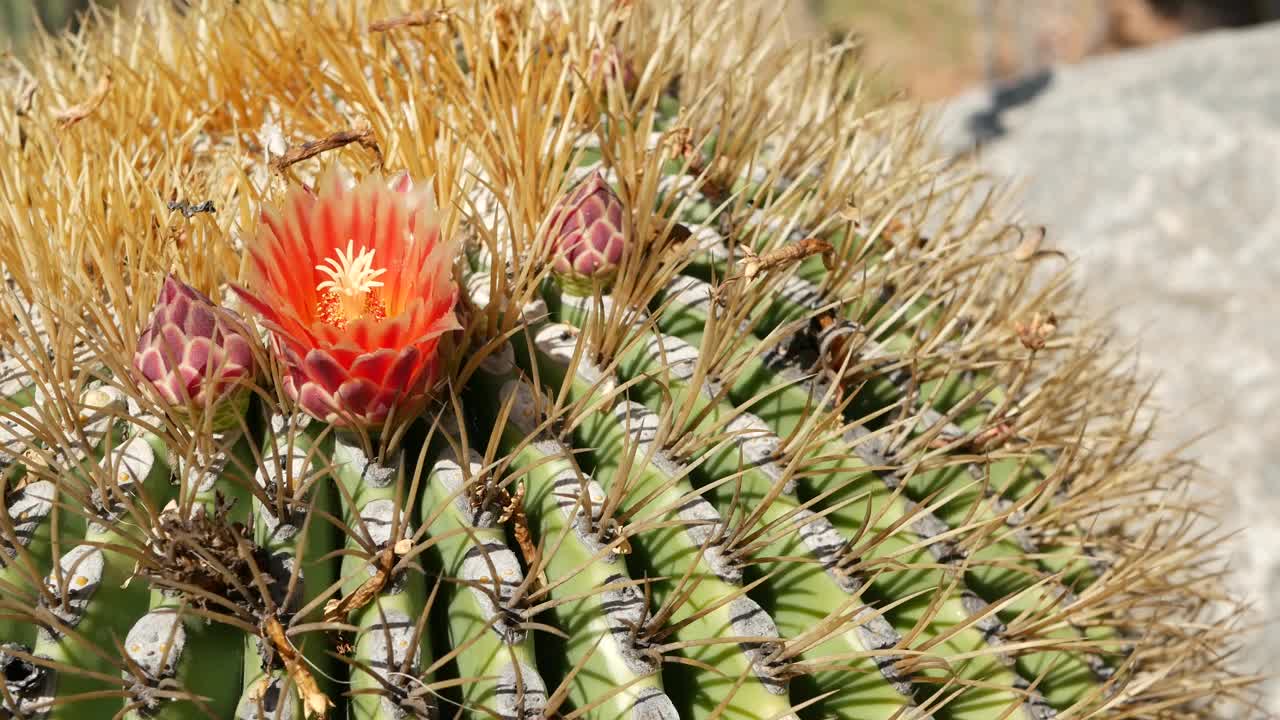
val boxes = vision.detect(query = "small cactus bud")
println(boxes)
[545,171,627,295]
[133,275,256,430]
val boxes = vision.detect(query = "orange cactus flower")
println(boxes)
[232,168,459,428]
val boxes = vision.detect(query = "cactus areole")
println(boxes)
[0,2,1256,720]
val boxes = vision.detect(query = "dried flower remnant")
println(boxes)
[588,43,638,93]
[1015,311,1058,351]
[543,171,627,295]
[233,169,460,429]
[133,275,257,431]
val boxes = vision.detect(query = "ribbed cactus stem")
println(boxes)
[650,273,1114,710]
[492,325,801,718]
[553,291,1058,719]
[420,443,548,719]
[116,429,243,720]
[0,384,129,707]
[528,318,924,719]
[329,433,431,719]
[468,341,679,720]
[33,423,173,719]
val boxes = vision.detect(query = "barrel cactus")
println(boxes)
[0,1,1258,719]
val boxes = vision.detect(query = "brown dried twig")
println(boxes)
[505,483,538,569]
[368,10,451,33]
[263,616,332,718]
[321,538,412,623]
[714,237,834,303]
[270,127,384,175]
[54,70,111,127]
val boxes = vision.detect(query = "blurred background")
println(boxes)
[4,0,1278,710]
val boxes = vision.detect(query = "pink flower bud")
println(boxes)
[544,171,627,293]
[133,275,256,428]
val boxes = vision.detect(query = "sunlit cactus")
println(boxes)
[0,1,1260,720]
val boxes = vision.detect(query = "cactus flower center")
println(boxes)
[314,240,388,329]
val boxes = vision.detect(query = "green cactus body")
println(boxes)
[492,321,800,719]
[119,431,243,720]
[547,294,1041,719]
[328,434,433,720]
[677,232,1101,587]
[31,428,174,719]
[515,314,921,718]
[1,384,131,649]
[0,2,1254,719]
[420,442,547,719]
[469,342,679,720]
[0,478,56,648]
[652,272,1112,710]
[241,416,343,717]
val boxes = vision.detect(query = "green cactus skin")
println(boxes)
[508,310,922,718]
[653,266,1115,710]
[1,385,125,648]
[242,416,344,718]
[331,434,433,720]
[30,426,174,719]
[118,429,244,720]
[0,478,56,649]
[482,311,801,720]
[545,294,1043,720]
[420,442,548,720]
[120,437,244,720]
[469,341,680,720]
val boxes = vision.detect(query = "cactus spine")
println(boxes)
[0,1,1258,719]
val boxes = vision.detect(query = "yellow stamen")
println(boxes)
[315,241,388,327]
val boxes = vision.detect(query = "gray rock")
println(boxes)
[934,23,1280,711]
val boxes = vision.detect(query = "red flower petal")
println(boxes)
[297,380,338,422]
[303,349,348,393]
[384,346,422,390]
[336,379,379,416]
[348,348,400,387]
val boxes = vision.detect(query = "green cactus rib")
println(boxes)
[1,477,57,648]
[517,324,927,720]
[238,415,345,718]
[678,215,1103,587]
[649,273,1114,707]
[467,341,682,720]
[1,383,126,648]
[468,294,802,720]
[546,293,1055,720]
[418,437,548,719]
[330,433,434,720]
[603,152,1095,593]
[30,416,175,719]
[654,266,1100,593]
[117,419,263,720]
[665,255,1111,596]
[121,430,244,720]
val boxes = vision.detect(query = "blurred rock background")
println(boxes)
[4,0,1277,712]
